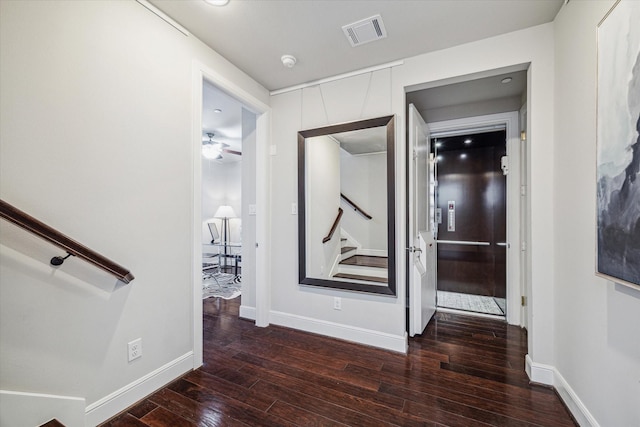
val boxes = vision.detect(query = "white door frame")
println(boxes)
[191,62,271,368]
[428,111,521,326]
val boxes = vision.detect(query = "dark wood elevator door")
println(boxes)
[435,131,506,298]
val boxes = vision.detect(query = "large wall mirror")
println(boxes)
[298,115,396,295]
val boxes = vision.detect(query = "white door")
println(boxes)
[408,104,437,336]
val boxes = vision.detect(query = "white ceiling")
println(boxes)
[407,69,527,123]
[148,0,564,91]
[184,1,557,161]
[202,80,244,162]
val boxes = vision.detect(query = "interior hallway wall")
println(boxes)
[240,108,257,312]
[0,1,268,424]
[202,160,242,244]
[553,1,640,425]
[270,68,406,350]
[340,151,388,251]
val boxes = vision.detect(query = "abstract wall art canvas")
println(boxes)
[596,0,640,289]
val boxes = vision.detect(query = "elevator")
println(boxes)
[432,129,507,316]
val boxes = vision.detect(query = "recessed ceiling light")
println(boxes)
[501,77,513,84]
[460,153,467,159]
[464,139,472,144]
[204,0,229,6]
[213,108,222,113]
[435,142,442,148]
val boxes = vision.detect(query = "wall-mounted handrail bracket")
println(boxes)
[50,252,74,266]
[0,199,135,284]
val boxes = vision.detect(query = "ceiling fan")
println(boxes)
[202,132,241,160]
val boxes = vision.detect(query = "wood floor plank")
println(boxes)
[140,406,196,427]
[266,400,349,426]
[127,400,158,419]
[168,378,296,427]
[98,297,576,427]
[251,379,419,427]
[228,339,379,391]
[183,369,275,412]
[240,362,409,417]
[100,413,150,427]
[246,327,387,371]
[381,382,575,427]
[346,359,565,412]
[236,354,405,410]
[148,387,249,427]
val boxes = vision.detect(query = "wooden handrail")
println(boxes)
[0,199,135,284]
[340,193,372,220]
[322,207,343,244]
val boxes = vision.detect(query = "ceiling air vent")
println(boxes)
[342,14,387,47]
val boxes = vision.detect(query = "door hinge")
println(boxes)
[521,241,526,251]
[520,185,526,196]
[520,131,527,142]
[521,296,527,307]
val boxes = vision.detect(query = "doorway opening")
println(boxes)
[201,81,253,302]
[406,67,527,333]
[432,128,507,317]
[192,63,271,369]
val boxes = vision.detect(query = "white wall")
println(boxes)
[202,160,242,244]
[340,151,387,250]
[270,69,405,350]
[553,1,640,425]
[0,0,268,424]
[240,108,257,312]
[269,24,556,355]
[306,135,341,279]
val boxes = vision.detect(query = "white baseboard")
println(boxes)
[239,305,256,320]
[525,354,599,427]
[85,352,193,426]
[269,310,407,353]
[525,354,554,385]
[553,367,600,427]
[0,390,85,427]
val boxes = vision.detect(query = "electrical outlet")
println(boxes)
[128,338,142,362]
[333,297,342,310]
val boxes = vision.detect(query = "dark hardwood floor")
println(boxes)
[100,298,576,426]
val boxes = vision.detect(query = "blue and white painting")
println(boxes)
[597,0,640,288]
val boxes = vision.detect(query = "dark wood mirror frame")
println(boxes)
[298,115,396,296]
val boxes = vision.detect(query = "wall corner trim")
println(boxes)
[135,0,190,36]
[85,352,193,426]
[269,310,407,353]
[525,355,600,427]
[239,305,257,321]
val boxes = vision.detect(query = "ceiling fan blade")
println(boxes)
[222,148,242,156]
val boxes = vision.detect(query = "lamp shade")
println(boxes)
[214,205,236,218]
